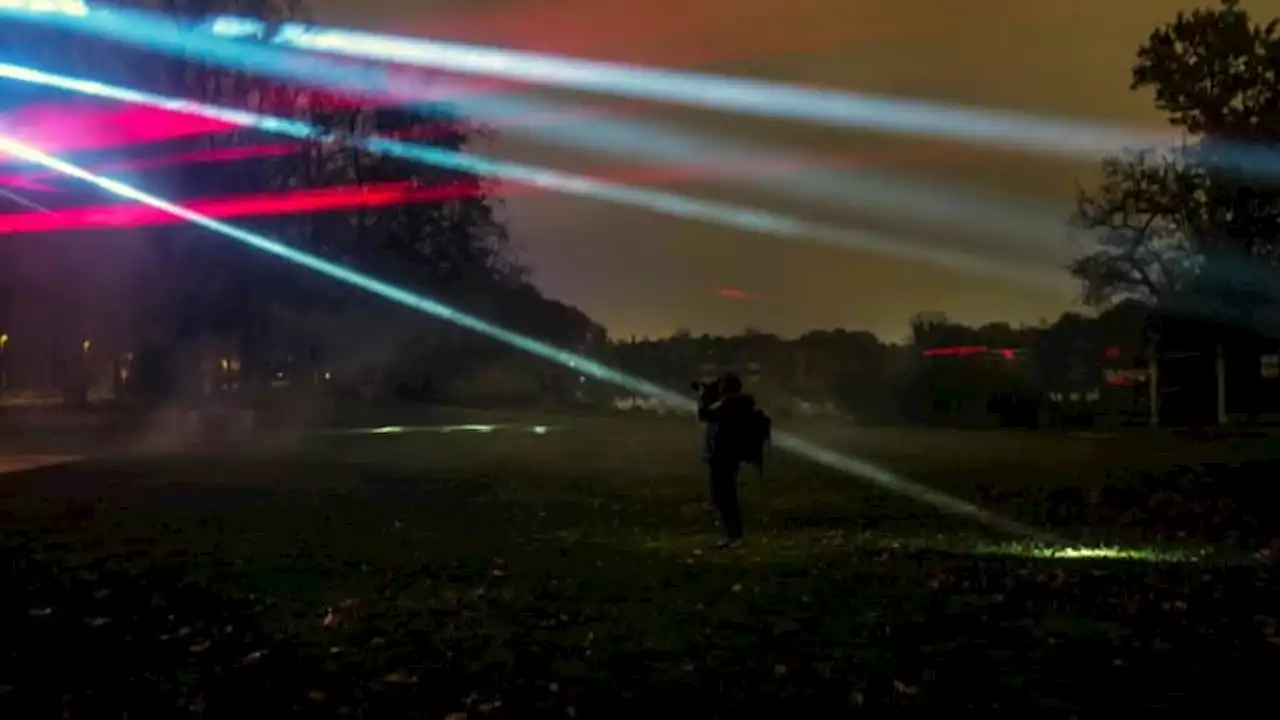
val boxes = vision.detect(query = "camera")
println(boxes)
[691,379,721,406]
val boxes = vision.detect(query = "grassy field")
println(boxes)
[3,416,1280,717]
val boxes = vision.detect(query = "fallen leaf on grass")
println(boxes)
[893,680,919,695]
[383,670,417,684]
[240,650,267,665]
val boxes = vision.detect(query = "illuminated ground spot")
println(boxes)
[974,541,1209,563]
[609,530,1213,565]
[0,455,82,475]
[324,424,560,436]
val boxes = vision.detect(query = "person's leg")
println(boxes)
[722,462,743,541]
[708,462,730,537]
[710,460,743,542]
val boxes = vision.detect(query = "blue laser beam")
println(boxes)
[0,130,1050,541]
[195,15,1280,184]
[201,15,1170,160]
[7,3,1280,186]
[0,3,1074,260]
[0,186,53,213]
[0,61,1073,289]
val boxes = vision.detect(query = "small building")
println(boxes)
[1154,315,1280,426]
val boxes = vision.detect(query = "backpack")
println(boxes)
[741,408,772,472]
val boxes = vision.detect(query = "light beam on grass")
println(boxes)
[0,131,1049,541]
[976,541,1208,563]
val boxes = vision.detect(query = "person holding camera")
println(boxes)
[695,372,770,548]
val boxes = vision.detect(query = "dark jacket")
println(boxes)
[698,392,758,463]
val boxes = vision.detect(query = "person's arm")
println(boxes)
[697,398,724,423]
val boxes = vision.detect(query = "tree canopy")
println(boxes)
[1072,0,1280,331]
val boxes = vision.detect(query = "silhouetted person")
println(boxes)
[697,372,766,547]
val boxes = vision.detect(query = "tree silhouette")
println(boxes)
[0,0,602,404]
[1072,0,1280,327]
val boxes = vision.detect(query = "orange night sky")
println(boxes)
[307,0,1280,341]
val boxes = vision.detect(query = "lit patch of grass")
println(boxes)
[974,541,1211,563]
[604,528,1218,566]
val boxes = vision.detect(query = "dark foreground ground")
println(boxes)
[3,417,1280,717]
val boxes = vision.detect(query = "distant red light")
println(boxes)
[922,345,988,357]
[1105,345,1121,359]
[921,345,1018,359]
[714,287,759,301]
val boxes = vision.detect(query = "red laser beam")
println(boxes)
[0,136,976,238]
[0,103,235,156]
[0,180,486,234]
[0,114,962,201]
[0,157,754,235]
[0,174,56,192]
[0,142,302,190]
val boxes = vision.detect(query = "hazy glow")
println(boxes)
[0,0,85,17]
[0,131,1045,540]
